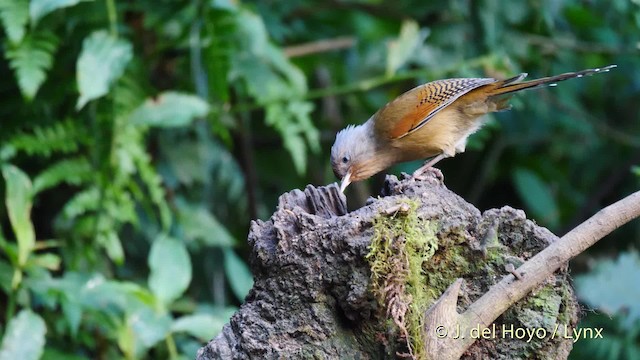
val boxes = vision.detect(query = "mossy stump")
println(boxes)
[196,175,578,360]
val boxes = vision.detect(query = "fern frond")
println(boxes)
[6,31,59,100]
[135,154,171,231]
[33,157,93,194]
[112,120,170,229]
[113,65,147,115]
[0,0,28,44]
[62,186,99,219]
[11,119,83,157]
[103,186,137,226]
[111,118,171,230]
[205,6,236,102]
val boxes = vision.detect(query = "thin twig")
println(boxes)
[523,33,637,55]
[284,36,356,58]
[105,0,118,37]
[287,0,406,21]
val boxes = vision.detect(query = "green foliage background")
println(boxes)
[0,0,639,359]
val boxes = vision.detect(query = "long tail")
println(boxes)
[489,64,617,96]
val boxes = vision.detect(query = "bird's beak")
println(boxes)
[339,171,352,193]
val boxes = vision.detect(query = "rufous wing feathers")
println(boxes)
[377,65,616,140]
[380,78,495,139]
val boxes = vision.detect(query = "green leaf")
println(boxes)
[76,30,132,109]
[171,312,232,341]
[88,277,151,310]
[281,127,307,174]
[11,269,21,290]
[632,165,640,177]
[29,253,61,270]
[264,100,319,175]
[117,306,171,359]
[223,248,253,301]
[0,146,16,161]
[61,300,82,338]
[386,19,427,76]
[177,202,236,247]
[575,251,640,329]
[0,0,28,44]
[0,310,46,360]
[97,231,124,264]
[512,168,559,228]
[33,157,92,194]
[30,0,93,24]
[27,272,156,323]
[148,235,192,305]
[2,165,35,266]
[6,31,59,101]
[129,92,210,127]
[127,307,172,352]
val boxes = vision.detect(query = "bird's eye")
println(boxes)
[342,156,350,164]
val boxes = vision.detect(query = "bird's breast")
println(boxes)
[387,107,463,160]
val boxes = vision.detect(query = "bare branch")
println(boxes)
[284,36,356,58]
[423,189,640,360]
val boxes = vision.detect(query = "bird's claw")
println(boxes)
[412,167,444,185]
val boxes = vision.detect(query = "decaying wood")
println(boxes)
[196,174,640,360]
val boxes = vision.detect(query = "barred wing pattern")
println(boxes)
[384,77,496,139]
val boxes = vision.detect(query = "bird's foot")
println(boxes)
[412,166,444,185]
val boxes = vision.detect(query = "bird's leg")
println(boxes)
[412,153,446,183]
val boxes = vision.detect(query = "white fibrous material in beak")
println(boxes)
[339,171,352,193]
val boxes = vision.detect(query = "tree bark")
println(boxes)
[196,175,639,360]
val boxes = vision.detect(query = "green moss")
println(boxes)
[556,282,575,326]
[366,198,437,359]
[365,203,537,359]
[424,243,469,296]
[521,285,562,330]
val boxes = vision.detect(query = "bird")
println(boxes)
[330,65,616,192]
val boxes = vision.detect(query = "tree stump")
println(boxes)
[196,175,578,360]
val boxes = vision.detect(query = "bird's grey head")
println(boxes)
[330,123,376,192]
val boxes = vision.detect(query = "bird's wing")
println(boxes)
[376,78,496,139]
